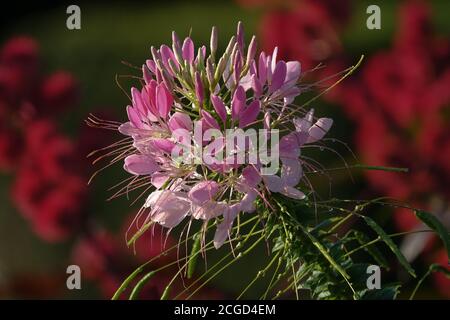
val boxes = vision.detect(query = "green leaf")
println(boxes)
[129,271,157,300]
[353,231,389,269]
[428,264,450,277]
[361,284,401,300]
[187,233,201,279]
[415,210,450,261]
[346,263,372,290]
[297,223,350,280]
[363,216,416,277]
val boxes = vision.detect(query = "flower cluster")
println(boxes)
[102,22,333,249]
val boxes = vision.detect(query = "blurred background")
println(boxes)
[0,0,448,299]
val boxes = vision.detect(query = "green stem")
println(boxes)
[172,221,264,299]
[261,256,283,300]
[237,251,281,300]
[186,233,268,300]
[129,271,157,300]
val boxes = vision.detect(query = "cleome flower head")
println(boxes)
[90,22,333,249]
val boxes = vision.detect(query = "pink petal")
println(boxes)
[251,74,262,97]
[145,81,159,117]
[239,100,260,128]
[211,95,227,124]
[281,186,306,200]
[191,201,226,220]
[156,83,173,119]
[258,52,267,85]
[293,109,314,132]
[188,180,219,204]
[118,122,140,136]
[194,72,204,105]
[238,60,255,91]
[152,138,175,153]
[284,61,301,85]
[140,86,158,121]
[126,105,143,128]
[182,37,194,63]
[231,85,246,121]
[240,190,257,213]
[263,175,283,193]
[143,65,152,84]
[279,133,300,159]
[168,112,193,132]
[146,59,156,73]
[131,88,146,116]
[233,53,243,85]
[264,111,271,130]
[213,204,240,249]
[269,60,287,93]
[160,45,177,75]
[281,158,302,187]
[271,47,278,72]
[124,154,159,175]
[283,86,301,105]
[201,110,220,130]
[236,21,245,53]
[242,165,261,188]
[151,172,169,189]
[307,118,333,143]
[195,46,207,64]
[150,191,190,228]
[246,35,257,64]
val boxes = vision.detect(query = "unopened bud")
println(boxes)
[246,35,257,66]
[210,26,218,57]
[171,31,184,65]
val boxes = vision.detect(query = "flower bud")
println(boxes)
[150,46,160,63]
[224,35,236,57]
[246,35,257,66]
[206,57,215,89]
[210,26,218,58]
[171,31,184,65]
[236,21,245,53]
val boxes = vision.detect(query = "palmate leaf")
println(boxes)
[362,216,416,277]
[415,210,450,262]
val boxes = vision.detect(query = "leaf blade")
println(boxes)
[363,216,416,277]
[415,210,450,261]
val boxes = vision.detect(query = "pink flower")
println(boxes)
[92,22,335,251]
[241,48,302,106]
[293,108,333,144]
[124,154,160,175]
[145,190,191,229]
